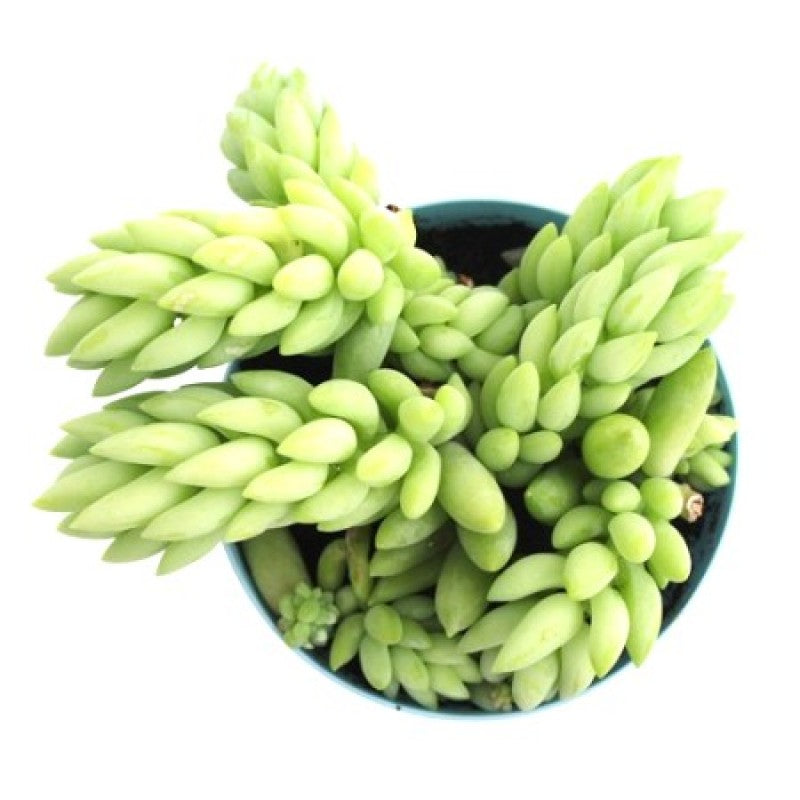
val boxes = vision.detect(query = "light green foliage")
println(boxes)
[581,414,650,479]
[38,65,741,713]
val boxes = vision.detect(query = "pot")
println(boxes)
[225,199,737,716]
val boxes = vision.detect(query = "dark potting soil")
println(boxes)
[414,218,535,287]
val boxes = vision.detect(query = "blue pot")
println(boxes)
[225,199,737,717]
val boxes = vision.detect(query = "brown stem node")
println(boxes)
[417,381,440,397]
[679,483,704,522]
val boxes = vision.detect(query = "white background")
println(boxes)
[3,1,798,798]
